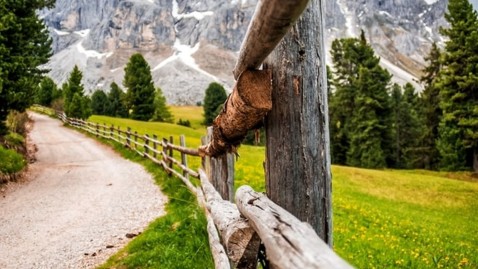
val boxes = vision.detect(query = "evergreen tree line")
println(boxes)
[36,53,173,123]
[0,0,54,135]
[329,0,478,172]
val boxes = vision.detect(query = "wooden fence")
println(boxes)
[36,0,349,267]
[51,110,352,269]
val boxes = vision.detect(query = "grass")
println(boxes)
[72,125,213,269]
[0,145,26,176]
[86,107,477,268]
[332,166,478,268]
[169,106,206,130]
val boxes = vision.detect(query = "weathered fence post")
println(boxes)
[96,122,99,137]
[118,126,122,144]
[144,134,150,157]
[201,136,209,173]
[134,131,138,150]
[264,0,332,244]
[179,135,189,180]
[110,124,114,140]
[169,136,174,171]
[163,138,171,176]
[126,127,131,148]
[205,127,235,202]
[103,123,107,138]
[153,134,158,160]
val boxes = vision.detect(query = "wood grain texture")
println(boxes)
[236,186,352,269]
[264,0,333,243]
[233,0,310,79]
[199,70,272,157]
[197,188,231,269]
[200,170,260,268]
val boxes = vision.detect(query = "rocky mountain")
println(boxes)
[40,0,459,104]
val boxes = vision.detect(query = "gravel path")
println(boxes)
[0,113,167,269]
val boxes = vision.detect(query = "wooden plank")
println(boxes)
[236,186,353,269]
[200,170,260,269]
[233,0,310,79]
[163,138,171,176]
[152,135,158,159]
[162,153,199,179]
[202,127,235,201]
[264,0,332,242]
[196,188,231,269]
[179,135,189,180]
[167,142,200,157]
[169,136,174,171]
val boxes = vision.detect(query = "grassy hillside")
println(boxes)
[88,107,477,268]
[169,106,205,130]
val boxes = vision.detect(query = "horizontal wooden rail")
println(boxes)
[46,107,351,269]
[236,186,353,269]
[233,0,310,79]
[199,170,260,268]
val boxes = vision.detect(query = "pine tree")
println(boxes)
[63,66,91,119]
[123,53,156,121]
[91,90,109,115]
[64,66,84,116]
[151,87,173,123]
[420,43,442,169]
[436,0,478,171]
[346,66,392,168]
[36,77,58,106]
[106,82,128,118]
[390,83,424,168]
[203,82,227,125]
[0,0,54,134]
[330,31,392,168]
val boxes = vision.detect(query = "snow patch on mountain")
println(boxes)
[424,0,439,5]
[336,0,356,37]
[172,0,214,20]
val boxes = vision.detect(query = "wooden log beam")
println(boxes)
[233,0,310,79]
[235,186,353,269]
[199,170,260,268]
[199,69,272,157]
[197,188,231,269]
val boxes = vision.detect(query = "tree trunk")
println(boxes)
[264,0,332,244]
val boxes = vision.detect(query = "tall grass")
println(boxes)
[0,146,26,177]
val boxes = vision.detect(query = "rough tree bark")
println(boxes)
[236,186,352,269]
[199,70,272,157]
[264,0,332,244]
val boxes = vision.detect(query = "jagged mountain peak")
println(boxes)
[41,0,460,104]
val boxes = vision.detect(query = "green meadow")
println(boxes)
[87,106,477,268]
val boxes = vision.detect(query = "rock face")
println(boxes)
[41,0,452,104]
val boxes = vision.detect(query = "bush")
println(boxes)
[4,133,25,148]
[6,111,30,135]
[0,146,26,176]
[177,118,191,127]
[51,98,65,112]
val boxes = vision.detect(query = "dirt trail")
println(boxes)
[0,113,166,269]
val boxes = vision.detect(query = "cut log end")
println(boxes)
[199,69,272,157]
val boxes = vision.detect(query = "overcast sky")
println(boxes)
[472,0,478,11]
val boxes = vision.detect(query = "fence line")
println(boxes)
[42,108,352,269]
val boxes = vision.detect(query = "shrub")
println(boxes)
[177,118,191,127]
[4,133,25,148]
[0,146,26,176]
[6,111,30,135]
[51,98,65,112]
